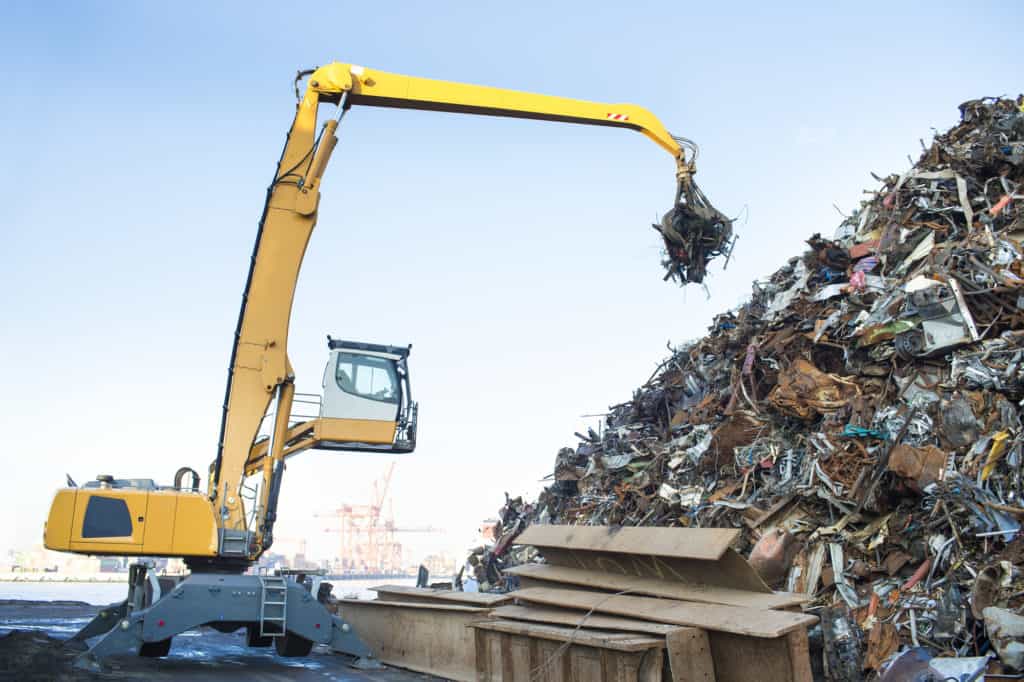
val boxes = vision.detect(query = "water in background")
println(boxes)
[0,577,420,605]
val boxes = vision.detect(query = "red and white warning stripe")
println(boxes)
[606,113,629,121]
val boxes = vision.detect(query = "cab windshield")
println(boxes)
[335,352,399,404]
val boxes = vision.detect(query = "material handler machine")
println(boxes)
[43,60,731,664]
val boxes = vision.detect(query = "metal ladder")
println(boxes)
[259,575,288,637]
[219,529,250,557]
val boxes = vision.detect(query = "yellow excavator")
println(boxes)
[42,61,731,663]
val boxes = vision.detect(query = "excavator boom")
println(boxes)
[309,62,687,160]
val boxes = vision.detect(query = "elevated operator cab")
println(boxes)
[317,336,416,453]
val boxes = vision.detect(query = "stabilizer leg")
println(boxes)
[68,600,129,643]
[329,613,381,668]
[73,619,143,671]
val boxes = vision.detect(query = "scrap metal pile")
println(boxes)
[470,97,1024,678]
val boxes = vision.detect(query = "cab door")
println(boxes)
[69,489,148,553]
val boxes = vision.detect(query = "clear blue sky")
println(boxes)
[1,1,1020,561]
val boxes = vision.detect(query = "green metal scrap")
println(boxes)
[857,319,918,347]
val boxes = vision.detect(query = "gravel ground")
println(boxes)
[0,600,439,681]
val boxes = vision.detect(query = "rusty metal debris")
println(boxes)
[656,182,736,285]
[656,138,736,285]
[470,96,1024,677]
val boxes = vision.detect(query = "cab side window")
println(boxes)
[82,497,132,538]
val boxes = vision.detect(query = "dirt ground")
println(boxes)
[0,600,439,681]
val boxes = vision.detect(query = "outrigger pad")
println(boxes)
[655,180,735,285]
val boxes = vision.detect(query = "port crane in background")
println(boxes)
[315,463,444,574]
[42,60,726,664]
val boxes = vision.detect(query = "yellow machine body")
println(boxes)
[45,487,218,558]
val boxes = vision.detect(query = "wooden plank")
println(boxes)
[666,627,716,682]
[538,547,771,594]
[371,584,511,606]
[513,587,818,638]
[638,648,664,682]
[516,525,739,561]
[604,647,664,682]
[506,563,808,610]
[339,599,486,681]
[499,631,514,681]
[508,633,531,682]
[571,646,603,680]
[493,604,680,635]
[707,631,793,682]
[474,622,663,682]
[490,604,808,682]
[483,630,502,681]
[347,598,488,613]
[516,575,585,592]
[474,619,666,652]
[786,628,814,682]
[541,637,569,682]
[475,626,491,681]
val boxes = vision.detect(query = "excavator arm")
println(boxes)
[312,62,690,167]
